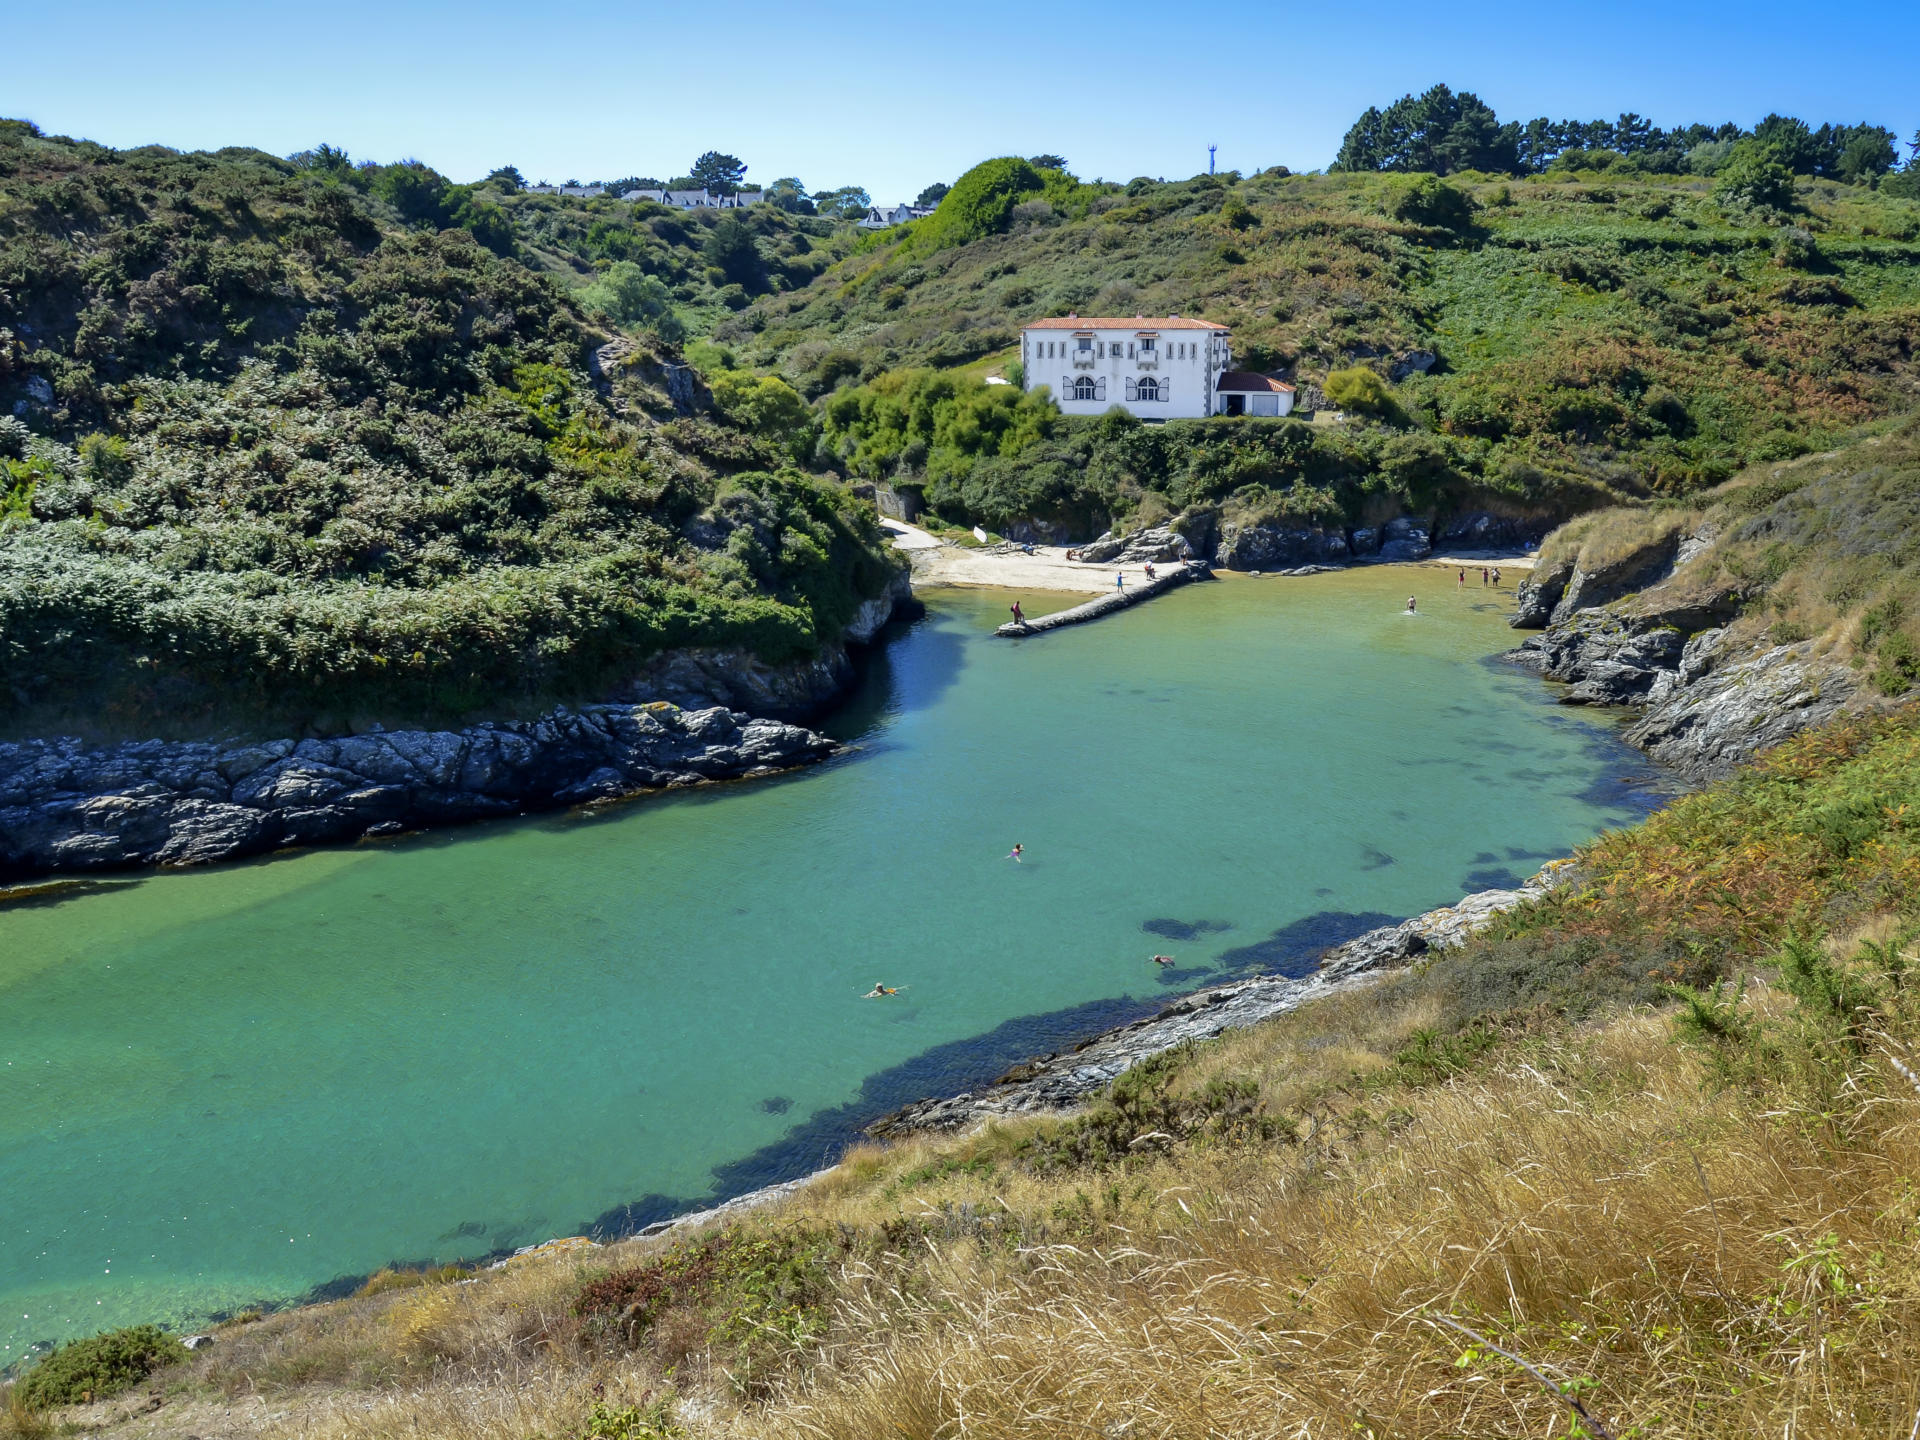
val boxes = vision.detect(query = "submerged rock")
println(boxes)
[0,705,837,878]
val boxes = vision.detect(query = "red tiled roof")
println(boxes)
[1023,315,1229,331]
[1215,371,1296,393]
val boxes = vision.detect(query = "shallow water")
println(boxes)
[0,568,1660,1359]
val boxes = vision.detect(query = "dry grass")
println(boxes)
[1535,505,1700,579]
[738,997,1920,1440]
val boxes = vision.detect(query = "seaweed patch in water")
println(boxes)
[1462,867,1525,891]
[1360,846,1396,870]
[759,1096,793,1114]
[1142,917,1233,941]
[1214,909,1399,979]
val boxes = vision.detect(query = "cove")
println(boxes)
[0,568,1663,1361]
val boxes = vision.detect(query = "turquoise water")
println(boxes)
[0,569,1659,1361]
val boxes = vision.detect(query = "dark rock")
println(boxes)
[1376,516,1432,561]
[1437,510,1548,551]
[0,703,840,878]
[1217,522,1348,570]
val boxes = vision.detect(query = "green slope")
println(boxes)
[0,122,896,736]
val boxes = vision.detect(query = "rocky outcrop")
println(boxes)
[614,571,916,719]
[1511,527,1687,631]
[869,864,1573,1135]
[1376,515,1432,561]
[1624,640,1855,778]
[1073,525,1193,565]
[0,704,838,877]
[1506,524,1857,781]
[1215,521,1350,570]
[1437,510,1550,552]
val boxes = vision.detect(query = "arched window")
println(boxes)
[1072,375,1099,401]
[1136,377,1160,402]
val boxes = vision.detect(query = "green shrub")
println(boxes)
[1385,175,1476,230]
[1323,366,1397,417]
[15,1326,188,1408]
[1873,632,1920,695]
[911,157,1044,250]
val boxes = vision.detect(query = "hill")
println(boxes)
[714,162,1920,540]
[0,122,897,737]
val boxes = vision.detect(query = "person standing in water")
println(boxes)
[1458,568,1466,588]
[1407,595,1418,613]
[1492,566,1502,587]
[1007,843,1023,862]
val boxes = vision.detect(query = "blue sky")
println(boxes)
[8,1,1918,200]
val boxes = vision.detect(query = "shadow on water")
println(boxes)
[1214,909,1400,979]
[1142,917,1233,941]
[578,987,1180,1239]
[819,606,970,741]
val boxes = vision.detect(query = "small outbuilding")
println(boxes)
[1213,371,1296,417]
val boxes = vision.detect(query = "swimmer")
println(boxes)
[1151,954,1177,967]
[864,983,899,998]
[1007,843,1024,862]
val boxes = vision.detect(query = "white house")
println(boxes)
[1019,315,1293,421]
[618,189,766,209]
[859,202,937,229]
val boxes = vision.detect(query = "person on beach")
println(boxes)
[1144,562,1156,580]
[1007,843,1023,862]
[1116,572,1125,590]
[1010,599,1024,625]
[864,983,898,998]
[1152,954,1176,967]
[1492,566,1502,587]
[1407,595,1418,613]
[1480,566,1489,586]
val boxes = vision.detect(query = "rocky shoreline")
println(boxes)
[1506,524,1858,782]
[0,703,838,878]
[0,578,916,880]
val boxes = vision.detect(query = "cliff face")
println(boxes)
[1507,516,1862,782]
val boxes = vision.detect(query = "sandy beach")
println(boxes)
[881,519,1538,592]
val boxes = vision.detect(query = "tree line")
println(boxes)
[1334,85,1917,188]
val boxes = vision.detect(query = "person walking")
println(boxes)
[1116,572,1125,591]
[1010,599,1024,625]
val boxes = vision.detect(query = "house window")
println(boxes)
[1139,336,1156,354]
[1137,377,1161,402]
[1072,376,1099,401]
[1077,337,1093,353]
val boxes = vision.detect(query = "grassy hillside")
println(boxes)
[0,122,895,736]
[716,164,1920,537]
[15,704,1918,1438]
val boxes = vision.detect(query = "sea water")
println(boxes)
[0,568,1660,1360]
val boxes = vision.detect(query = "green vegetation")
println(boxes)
[13,1325,186,1408]
[0,122,896,733]
[719,158,1920,536]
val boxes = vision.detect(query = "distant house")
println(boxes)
[858,202,937,229]
[1019,314,1290,420]
[528,183,606,198]
[620,188,766,209]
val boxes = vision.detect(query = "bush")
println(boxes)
[1716,153,1797,213]
[1323,366,1397,417]
[1386,175,1476,230]
[15,1326,188,1408]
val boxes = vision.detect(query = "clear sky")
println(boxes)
[8,1,1918,201]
